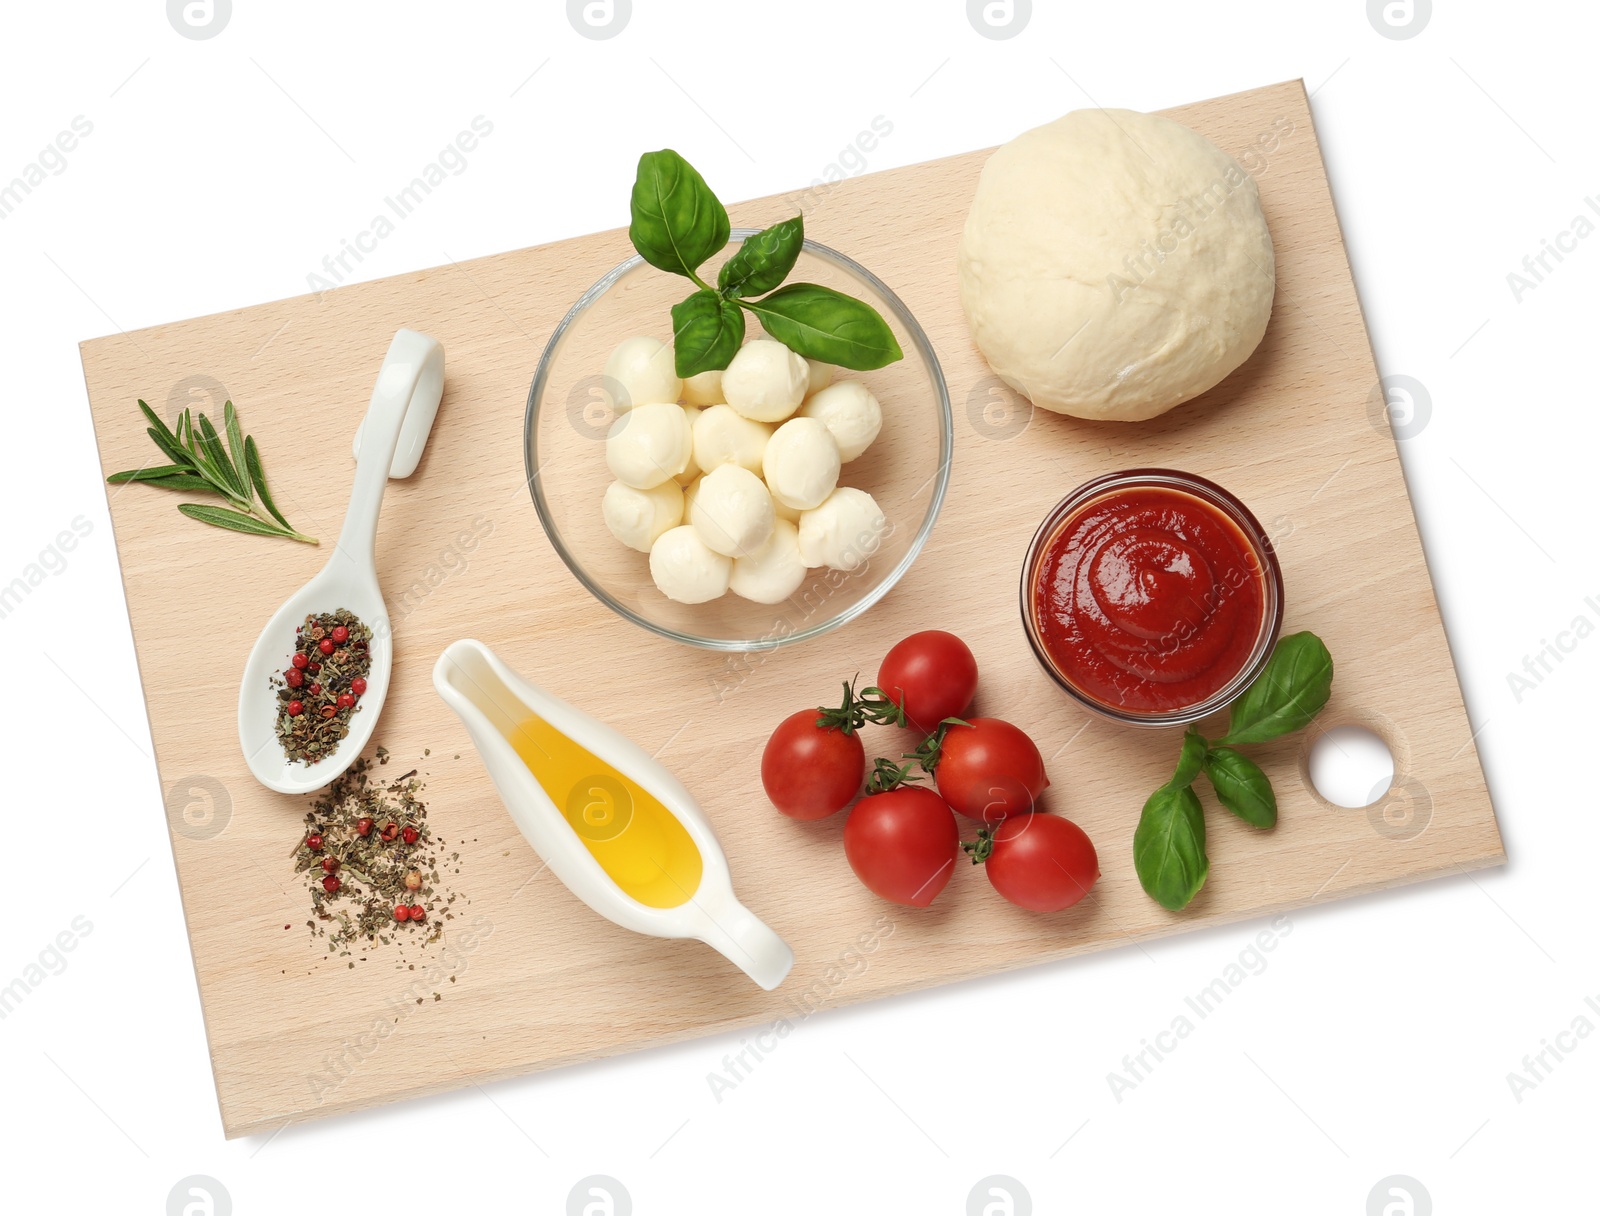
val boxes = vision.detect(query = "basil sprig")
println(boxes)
[718,216,803,298]
[1133,631,1333,911]
[1134,782,1209,912]
[628,149,904,379]
[629,152,729,280]
[1202,748,1276,829]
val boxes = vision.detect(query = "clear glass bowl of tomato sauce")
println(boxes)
[1020,469,1284,728]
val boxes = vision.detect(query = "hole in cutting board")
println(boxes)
[1308,725,1395,808]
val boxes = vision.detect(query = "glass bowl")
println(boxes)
[1020,468,1285,728]
[526,231,952,651]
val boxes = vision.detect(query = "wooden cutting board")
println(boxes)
[79,79,1503,1138]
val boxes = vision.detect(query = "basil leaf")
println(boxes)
[1203,747,1277,828]
[670,289,746,378]
[1172,729,1207,789]
[742,282,904,370]
[629,149,730,281]
[1134,783,1209,911]
[718,216,804,298]
[1216,631,1333,746]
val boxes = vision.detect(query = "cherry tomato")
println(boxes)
[876,630,979,734]
[843,786,960,907]
[979,812,1099,912]
[936,717,1048,822]
[762,709,865,820]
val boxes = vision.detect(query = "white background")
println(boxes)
[2,1,1594,1212]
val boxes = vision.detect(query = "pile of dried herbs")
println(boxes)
[293,749,466,960]
[272,609,373,764]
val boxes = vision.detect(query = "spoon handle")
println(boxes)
[334,330,445,563]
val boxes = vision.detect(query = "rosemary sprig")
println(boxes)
[107,399,317,544]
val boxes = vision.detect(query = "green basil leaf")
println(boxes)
[1217,631,1334,746]
[670,289,745,378]
[741,282,904,370]
[718,216,804,298]
[1134,783,1208,911]
[629,149,730,280]
[1172,729,1207,789]
[177,502,294,538]
[1203,747,1277,828]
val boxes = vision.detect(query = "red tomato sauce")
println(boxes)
[1031,486,1268,714]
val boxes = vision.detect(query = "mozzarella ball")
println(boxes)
[681,474,703,519]
[602,479,683,553]
[798,487,886,571]
[805,359,834,397]
[730,519,808,604]
[649,526,731,604]
[604,335,682,410]
[682,369,724,406]
[605,402,693,489]
[799,381,883,462]
[689,464,775,559]
[693,403,772,477]
[721,339,809,422]
[675,405,702,484]
[771,495,802,524]
[763,416,841,511]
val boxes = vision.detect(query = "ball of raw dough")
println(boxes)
[649,525,731,604]
[798,487,886,571]
[805,359,834,397]
[604,335,683,410]
[602,479,683,553]
[675,405,702,485]
[958,108,1275,422]
[682,369,724,406]
[730,519,808,605]
[693,403,771,477]
[721,339,809,422]
[689,464,775,559]
[763,417,841,512]
[605,402,693,489]
[799,381,882,462]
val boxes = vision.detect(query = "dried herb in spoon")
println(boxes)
[273,609,372,764]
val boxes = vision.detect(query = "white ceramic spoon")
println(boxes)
[237,329,445,795]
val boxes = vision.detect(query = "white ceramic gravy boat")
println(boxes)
[434,638,794,990]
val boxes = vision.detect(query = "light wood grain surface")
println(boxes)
[78,79,1503,1138]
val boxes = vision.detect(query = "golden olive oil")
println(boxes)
[505,715,703,908]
